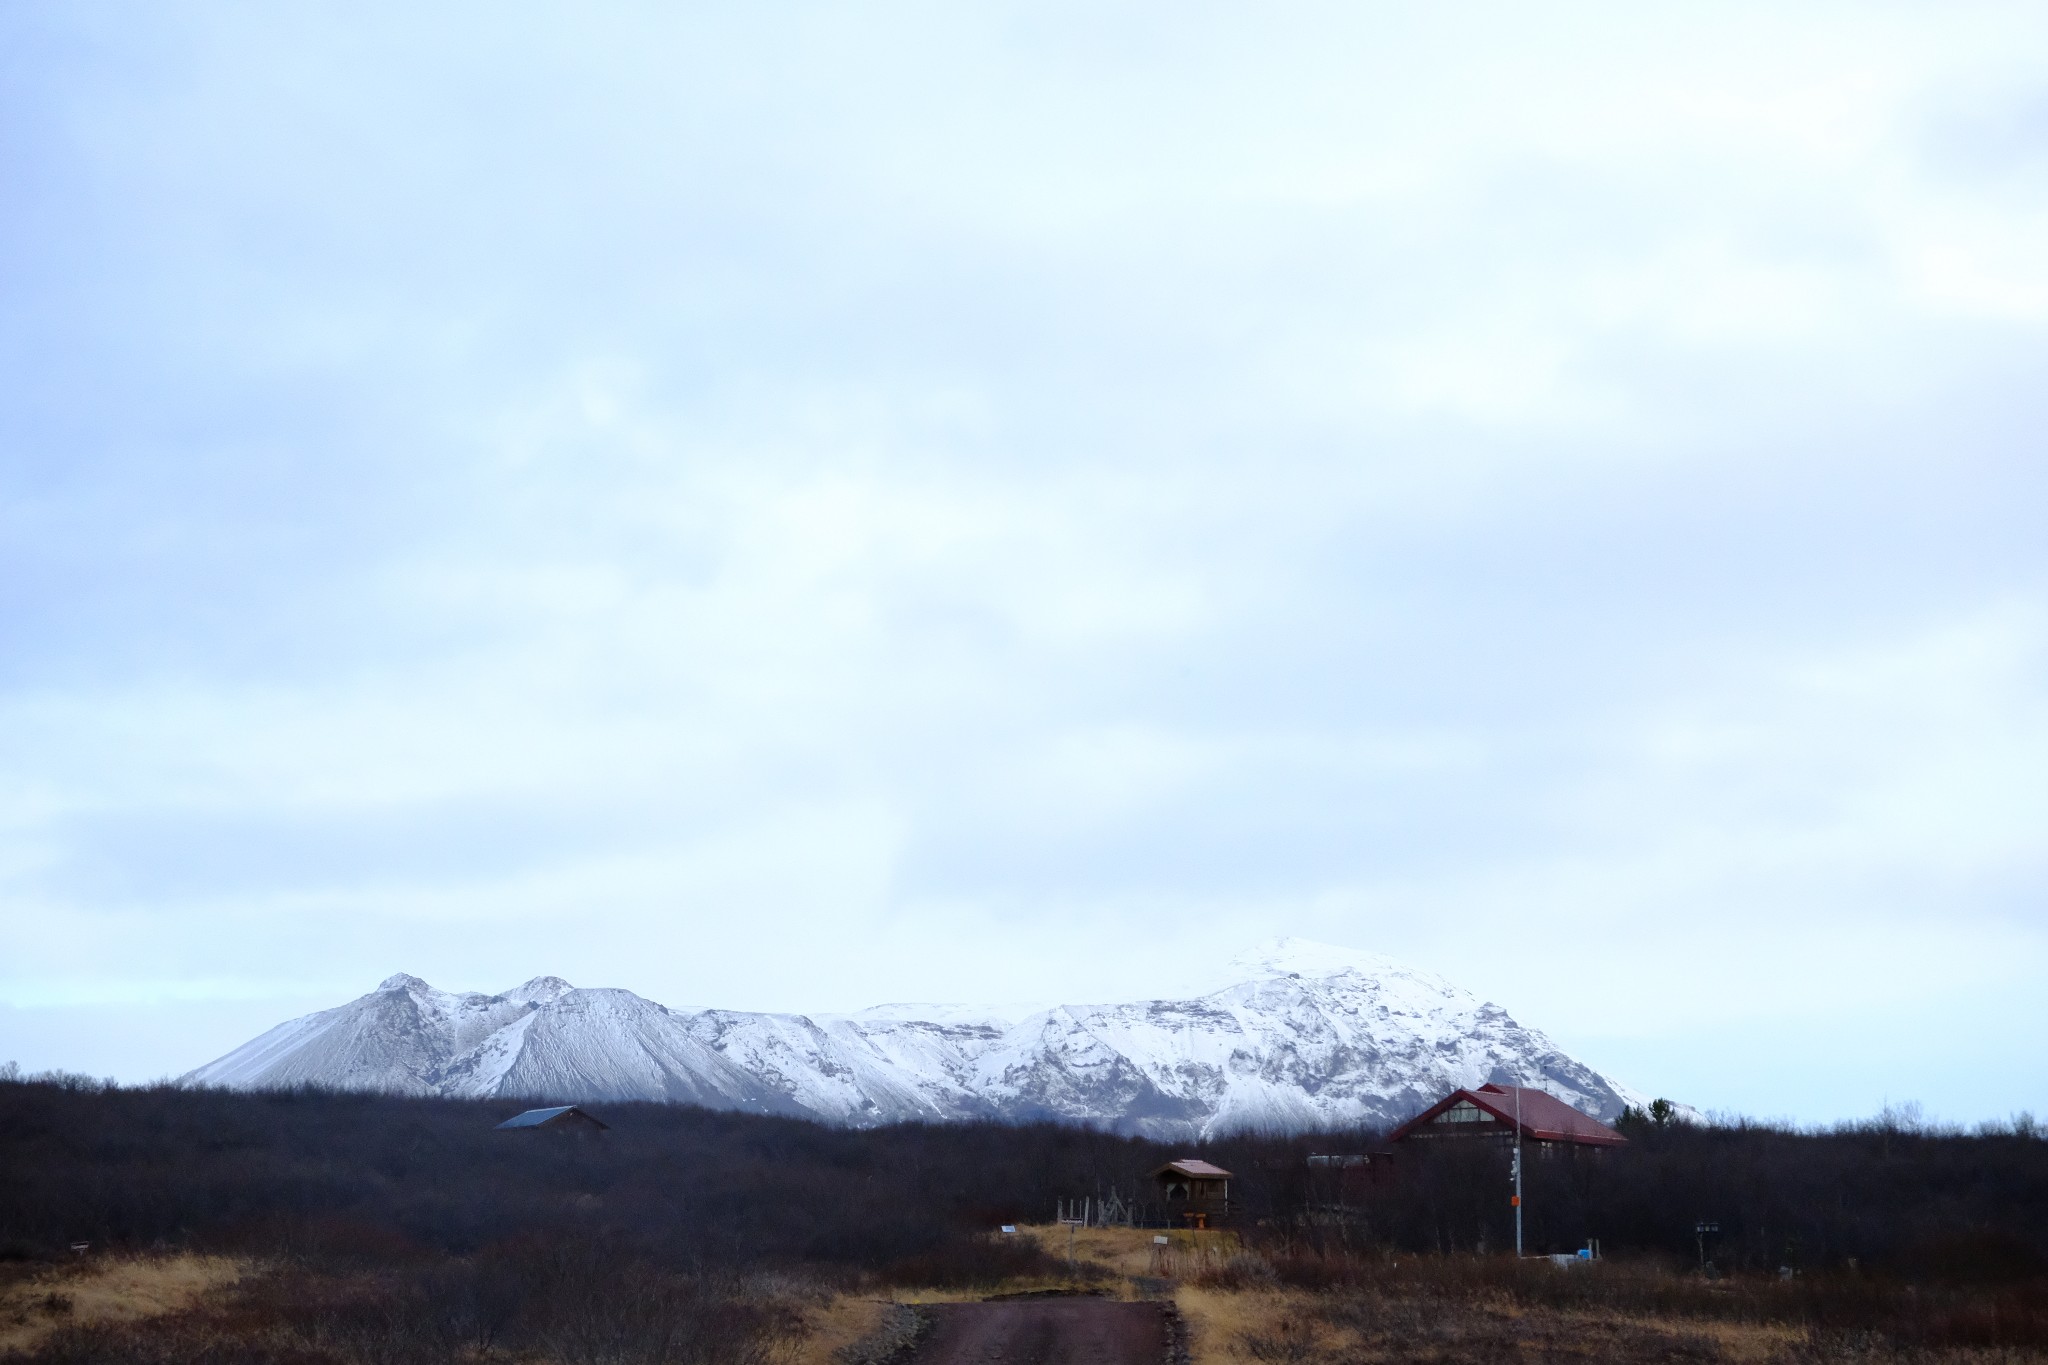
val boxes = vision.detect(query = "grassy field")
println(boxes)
[3,1228,2045,1363]
[0,1254,243,1356]
[962,1226,2045,1365]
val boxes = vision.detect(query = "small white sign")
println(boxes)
[1000,1225,1016,1234]
[1154,1235,1170,1245]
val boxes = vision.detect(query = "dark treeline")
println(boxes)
[1244,1117,2048,1281]
[0,1077,1148,1281]
[4,1078,2045,1283]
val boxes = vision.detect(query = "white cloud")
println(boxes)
[0,0,2043,1118]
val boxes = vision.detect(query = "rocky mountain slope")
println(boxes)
[184,938,1651,1137]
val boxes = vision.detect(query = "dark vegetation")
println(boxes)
[1201,1252,2048,1360]
[0,1076,1142,1277]
[2,1075,2045,1360]
[11,1253,791,1365]
[1259,1112,2048,1277]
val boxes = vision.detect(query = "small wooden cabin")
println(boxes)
[1154,1158,1233,1228]
[494,1105,609,1135]
[1387,1084,1625,1152]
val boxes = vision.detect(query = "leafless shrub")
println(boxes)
[1190,1253,1277,1291]
[879,1233,1078,1290]
[1236,1315,1324,1365]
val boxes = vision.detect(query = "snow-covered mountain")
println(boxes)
[184,938,1652,1137]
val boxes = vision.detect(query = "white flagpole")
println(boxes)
[1514,1084,1524,1258]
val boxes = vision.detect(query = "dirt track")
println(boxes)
[903,1298,1171,1365]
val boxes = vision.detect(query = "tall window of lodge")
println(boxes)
[1434,1100,1495,1124]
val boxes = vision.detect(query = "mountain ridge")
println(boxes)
[184,937,1655,1138]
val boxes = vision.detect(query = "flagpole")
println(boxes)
[1514,1084,1524,1258]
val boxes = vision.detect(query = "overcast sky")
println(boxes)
[2,3,2044,1124]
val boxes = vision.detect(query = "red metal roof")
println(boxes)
[1387,1084,1626,1147]
[1155,1158,1234,1179]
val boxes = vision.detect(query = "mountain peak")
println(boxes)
[504,975,575,1003]
[1219,938,1474,1015]
[377,973,432,992]
[1229,936,1413,980]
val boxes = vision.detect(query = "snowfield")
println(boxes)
[184,938,1653,1136]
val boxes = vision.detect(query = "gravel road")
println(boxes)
[901,1298,1172,1365]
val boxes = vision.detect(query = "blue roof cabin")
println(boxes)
[494,1105,609,1134]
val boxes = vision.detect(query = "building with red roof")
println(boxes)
[1387,1083,1627,1150]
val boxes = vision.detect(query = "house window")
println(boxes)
[1434,1101,1495,1124]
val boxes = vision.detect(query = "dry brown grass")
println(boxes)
[945,1231,1942,1365]
[1018,1223,1153,1279]
[1173,1279,2048,1365]
[1176,1286,1319,1365]
[1634,1314,1803,1364]
[875,1223,1132,1302]
[6,1241,2037,1365]
[0,1254,244,1354]
[1014,1222,1243,1293]
[788,1294,891,1365]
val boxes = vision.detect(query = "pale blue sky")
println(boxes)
[3,3,2045,1123]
